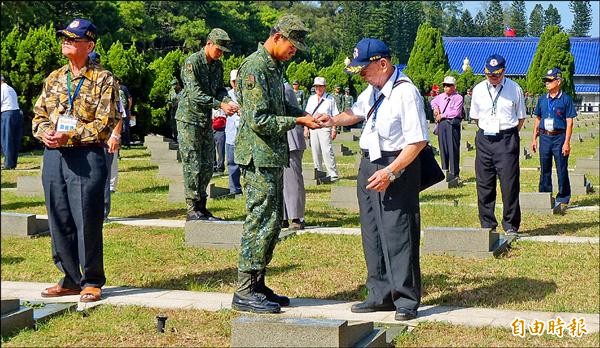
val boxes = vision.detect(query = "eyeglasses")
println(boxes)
[61,37,90,44]
[442,84,454,87]
[485,73,503,77]
[544,79,557,84]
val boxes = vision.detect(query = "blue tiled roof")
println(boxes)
[442,37,599,76]
[575,83,600,94]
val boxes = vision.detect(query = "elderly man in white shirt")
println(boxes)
[318,38,428,322]
[470,54,525,237]
[304,76,339,181]
[1,75,23,170]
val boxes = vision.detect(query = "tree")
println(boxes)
[528,4,544,37]
[457,10,476,36]
[526,25,561,94]
[147,49,185,131]
[446,14,461,37]
[484,0,504,36]
[544,4,562,31]
[569,1,592,37]
[405,23,449,94]
[424,1,445,31]
[474,11,486,35]
[508,1,527,37]
[538,32,576,97]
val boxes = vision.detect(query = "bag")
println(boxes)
[418,144,445,191]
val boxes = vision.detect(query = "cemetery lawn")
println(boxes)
[1,305,598,347]
[2,226,598,314]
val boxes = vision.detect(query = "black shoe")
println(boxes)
[504,229,519,238]
[259,287,290,307]
[395,308,417,321]
[289,219,305,230]
[281,220,289,228]
[350,301,395,313]
[186,211,221,221]
[232,292,281,313]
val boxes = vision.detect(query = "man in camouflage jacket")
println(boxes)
[175,28,238,221]
[232,14,322,314]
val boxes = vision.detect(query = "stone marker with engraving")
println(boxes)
[551,173,592,195]
[15,175,44,197]
[330,186,359,212]
[1,212,49,238]
[185,220,295,249]
[1,298,34,335]
[422,227,510,258]
[519,192,554,214]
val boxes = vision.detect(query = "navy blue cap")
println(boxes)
[57,18,97,42]
[345,38,391,74]
[484,54,506,74]
[544,67,562,80]
[88,52,100,64]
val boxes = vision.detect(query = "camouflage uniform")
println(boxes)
[235,42,306,271]
[167,79,182,141]
[175,28,231,215]
[463,93,471,122]
[342,89,354,111]
[332,86,343,114]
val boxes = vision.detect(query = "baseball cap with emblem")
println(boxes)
[543,67,562,81]
[313,77,326,86]
[345,38,391,74]
[274,14,309,51]
[207,28,232,52]
[484,54,506,75]
[57,18,97,42]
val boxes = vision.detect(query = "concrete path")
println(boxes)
[2,281,598,333]
[105,217,599,244]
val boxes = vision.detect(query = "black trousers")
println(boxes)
[42,147,107,289]
[437,118,461,177]
[475,128,521,231]
[357,154,421,312]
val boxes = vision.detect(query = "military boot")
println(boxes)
[231,271,281,314]
[197,196,222,221]
[185,199,203,221]
[256,269,290,306]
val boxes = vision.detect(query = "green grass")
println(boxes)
[2,226,598,313]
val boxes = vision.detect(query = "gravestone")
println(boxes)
[521,147,532,160]
[302,167,326,187]
[350,128,362,141]
[1,212,49,238]
[424,177,459,191]
[157,162,183,180]
[231,316,387,348]
[578,134,584,143]
[334,132,354,142]
[168,182,230,203]
[422,227,509,259]
[461,157,475,173]
[1,298,34,335]
[185,220,295,249]
[575,158,599,175]
[519,192,554,214]
[333,144,352,156]
[16,175,44,197]
[150,147,179,164]
[330,186,358,212]
[552,173,592,195]
[464,141,474,151]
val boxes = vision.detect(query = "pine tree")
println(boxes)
[405,23,449,93]
[484,0,504,36]
[538,32,576,97]
[458,9,476,36]
[474,11,486,35]
[525,25,561,94]
[569,0,592,37]
[544,4,562,31]
[446,14,461,37]
[528,4,544,37]
[508,0,527,36]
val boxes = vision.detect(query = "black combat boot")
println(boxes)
[232,271,281,314]
[185,199,203,221]
[197,196,222,221]
[256,270,290,306]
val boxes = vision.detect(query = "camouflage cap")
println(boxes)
[274,14,308,51]
[207,28,231,52]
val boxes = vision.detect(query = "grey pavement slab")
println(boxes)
[2,281,598,333]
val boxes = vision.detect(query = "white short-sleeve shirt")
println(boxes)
[352,70,429,152]
[1,83,20,112]
[305,92,339,117]
[469,77,525,132]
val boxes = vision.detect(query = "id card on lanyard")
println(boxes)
[56,71,84,132]
[483,84,503,135]
[544,98,555,131]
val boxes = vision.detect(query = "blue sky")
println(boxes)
[462,1,600,37]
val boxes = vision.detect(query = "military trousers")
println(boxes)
[177,121,214,201]
[238,163,283,272]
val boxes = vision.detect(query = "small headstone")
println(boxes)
[519,192,554,214]
[185,220,295,249]
[208,183,230,199]
[461,157,475,172]
[157,163,183,180]
[590,132,595,139]
[578,134,584,142]
[330,186,358,212]
[168,179,184,203]
[302,167,327,180]
[424,177,459,191]
[575,158,600,175]
[552,173,591,195]
[422,227,509,258]
[333,143,352,156]
[1,212,49,238]
[1,299,34,335]
[16,176,44,197]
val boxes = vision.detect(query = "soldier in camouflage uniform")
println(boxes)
[342,86,354,111]
[175,28,239,221]
[32,18,120,302]
[167,78,182,143]
[232,14,322,314]
[332,84,343,114]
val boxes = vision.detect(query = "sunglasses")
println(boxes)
[442,84,454,87]
[543,79,557,84]
[61,37,90,43]
[485,73,503,77]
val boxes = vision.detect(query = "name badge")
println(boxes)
[543,118,554,132]
[482,115,500,135]
[56,114,77,132]
[366,131,381,162]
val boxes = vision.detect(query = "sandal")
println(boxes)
[41,284,81,298]
[80,286,102,302]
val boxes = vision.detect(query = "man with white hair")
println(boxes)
[225,69,242,194]
[304,76,339,181]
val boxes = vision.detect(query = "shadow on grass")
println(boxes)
[1,256,24,265]
[424,274,557,308]
[572,195,600,207]
[134,185,169,194]
[1,182,17,188]
[524,221,599,236]
[1,200,45,211]
[130,208,184,219]
[143,264,300,290]
[122,165,158,172]
[420,191,469,202]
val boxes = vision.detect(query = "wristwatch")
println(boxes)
[384,167,396,182]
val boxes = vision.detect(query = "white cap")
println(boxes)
[230,69,238,81]
[313,76,326,86]
[443,76,456,85]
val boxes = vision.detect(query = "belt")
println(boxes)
[361,150,401,158]
[539,129,565,136]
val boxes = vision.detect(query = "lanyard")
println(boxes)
[67,71,85,114]
[370,68,400,130]
[486,83,504,117]
[547,97,557,118]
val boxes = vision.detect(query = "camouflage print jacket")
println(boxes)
[175,51,230,128]
[32,61,120,146]
[234,43,304,168]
